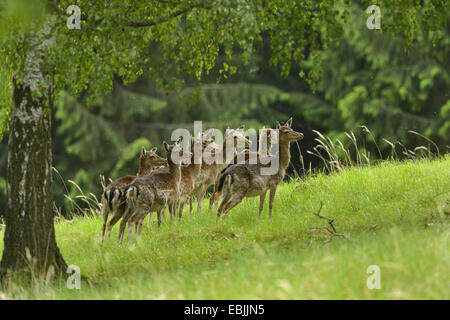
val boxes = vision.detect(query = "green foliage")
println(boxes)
[1,0,447,113]
[55,91,125,161]
[310,5,450,152]
[0,0,46,37]
[110,137,151,179]
[0,0,46,125]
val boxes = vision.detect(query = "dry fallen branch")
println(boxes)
[302,202,347,248]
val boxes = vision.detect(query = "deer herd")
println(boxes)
[101,118,304,242]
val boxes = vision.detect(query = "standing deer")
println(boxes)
[101,147,166,240]
[120,141,185,241]
[217,118,303,218]
[172,134,213,220]
[192,126,251,215]
[208,127,276,212]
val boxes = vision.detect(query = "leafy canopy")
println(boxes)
[0,0,448,141]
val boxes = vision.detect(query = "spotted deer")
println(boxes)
[101,147,166,240]
[119,141,185,241]
[191,126,251,215]
[217,118,303,218]
[208,127,276,212]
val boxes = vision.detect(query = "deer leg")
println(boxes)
[214,192,220,212]
[137,215,145,236]
[128,220,134,242]
[209,189,222,213]
[107,203,126,240]
[147,212,154,229]
[197,186,207,214]
[130,210,145,241]
[178,200,186,219]
[268,187,277,219]
[167,200,173,220]
[134,217,140,234]
[118,207,134,242]
[258,191,267,219]
[208,190,217,212]
[128,213,140,242]
[101,203,110,241]
[106,213,121,240]
[189,197,193,214]
[170,200,178,220]
[173,201,178,220]
[157,209,164,227]
[196,195,202,214]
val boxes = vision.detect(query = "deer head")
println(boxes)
[225,125,252,148]
[164,139,191,165]
[276,118,304,142]
[138,147,167,175]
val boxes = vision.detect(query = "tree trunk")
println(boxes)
[0,32,67,279]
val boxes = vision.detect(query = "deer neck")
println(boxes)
[137,163,152,176]
[278,139,291,173]
[220,135,236,164]
[190,151,202,177]
[192,162,201,177]
[258,132,272,156]
[168,156,181,182]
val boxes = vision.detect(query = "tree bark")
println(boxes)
[0,30,67,279]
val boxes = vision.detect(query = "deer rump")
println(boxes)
[103,175,138,211]
[218,164,273,198]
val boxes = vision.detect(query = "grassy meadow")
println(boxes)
[0,157,449,299]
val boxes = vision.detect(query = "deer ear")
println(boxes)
[238,125,245,131]
[163,141,169,152]
[286,117,292,127]
[276,121,281,129]
[141,147,146,156]
[150,147,157,153]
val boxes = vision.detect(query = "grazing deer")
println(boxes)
[192,126,251,215]
[217,118,303,218]
[101,147,166,240]
[119,141,185,241]
[208,127,276,212]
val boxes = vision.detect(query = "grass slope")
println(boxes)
[1,157,449,299]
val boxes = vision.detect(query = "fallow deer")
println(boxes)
[192,126,251,215]
[217,118,303,218]
[101,147,166,240]
[120,141,185,241]
[164,134,207,220]
[208,127,276,212]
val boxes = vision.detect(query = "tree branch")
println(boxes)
[302,202,348,248]
[126,2,210,27]
[78,1,211,29]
